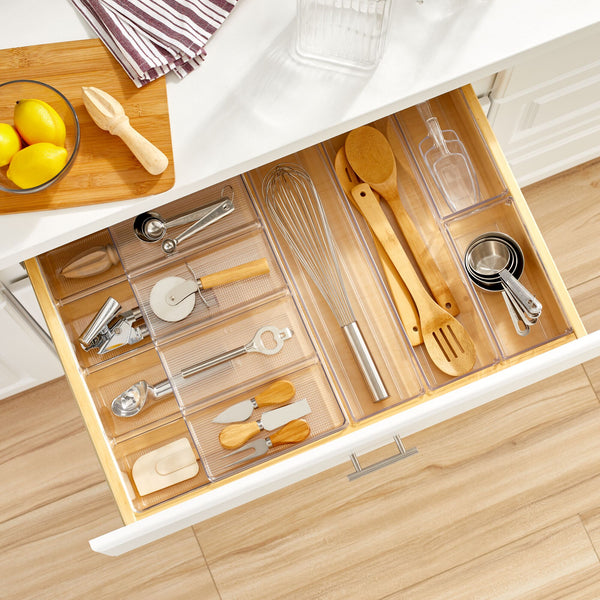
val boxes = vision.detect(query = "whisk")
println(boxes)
[263,164,388,402]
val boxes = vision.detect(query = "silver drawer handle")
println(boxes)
[347,436,418,481]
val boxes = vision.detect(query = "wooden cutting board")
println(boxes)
[0,39,175,214]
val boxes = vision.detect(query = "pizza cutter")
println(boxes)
[149,258,270,322]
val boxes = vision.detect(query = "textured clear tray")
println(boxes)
[36,228,125,302]
[112,418,209,512]
[157,295,318,412]
[445,197,572,358]
[245,145,426,421]
[86,347,181,441]
[186,363,347,481]
[392,89,508,219]
[319,128,500,392]
[56,278,149,370]
[109,177,260,276]
[130,229,287,342]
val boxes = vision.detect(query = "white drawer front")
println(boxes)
[90,329,600,556]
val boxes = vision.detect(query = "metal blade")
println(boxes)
[260,399,311,431]
[212,400,254,424]
[149,276,196,322]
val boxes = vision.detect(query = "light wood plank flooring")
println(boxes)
[1,158,599,599]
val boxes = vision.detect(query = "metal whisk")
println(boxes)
[264,164,388,402]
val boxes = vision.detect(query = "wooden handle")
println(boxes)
[376,237,423,346]
[269,420,310,446]
[351,184,430,305]
[219,421,261,450]
[199,258,270,290]
[60,245,119,279]
[255,379,296,408]
[382,187,459,316]
[112,118,169,175]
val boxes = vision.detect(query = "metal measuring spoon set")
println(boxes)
[464,232,542,336]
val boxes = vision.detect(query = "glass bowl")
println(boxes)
[0,79,80,194]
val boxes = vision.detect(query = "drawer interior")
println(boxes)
[29,87,581,522]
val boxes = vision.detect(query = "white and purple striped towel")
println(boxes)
[70,0,238,87]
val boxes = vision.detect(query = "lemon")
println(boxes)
[7,143,68,189]
[14,98,66,147]
[0,123,22,167]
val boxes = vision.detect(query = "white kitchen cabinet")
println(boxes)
[0,280,63,400]
[487,30,600,186]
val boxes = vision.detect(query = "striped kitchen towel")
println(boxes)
[70,0,238,87]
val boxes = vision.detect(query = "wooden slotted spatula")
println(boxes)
[345,126,459,316]
[350,182,476,376]
[334,147,422,346]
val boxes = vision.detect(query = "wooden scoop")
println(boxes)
[81,86,169,175]
[351,182,476,376]
[334,147,422,346]
[345,126,458,316]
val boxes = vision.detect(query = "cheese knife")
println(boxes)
[224,420,311,467]
[212,379,296,423]
[218,399,311,450]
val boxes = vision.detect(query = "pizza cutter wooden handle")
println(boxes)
[255,380,295,408]
[269,420,310,446]
[219,421,261,449]
[199,258,270,290]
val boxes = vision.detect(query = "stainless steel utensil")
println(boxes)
[111,378,173,417]
[417,101,480,211]
[464,232,542,336]
[111,325,292,417]
[133,194,234,255]
[218,399,311,449]
[212,379,296,423]
[79,297,148,354]
[149,258,270,322]
[181,325,293,379]
[263,164,388,402]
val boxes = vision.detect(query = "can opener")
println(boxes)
[78,297,149,354]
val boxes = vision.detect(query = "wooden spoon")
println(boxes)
[351,182,476,376]
[334,147,422,346]
[345,126,459,316]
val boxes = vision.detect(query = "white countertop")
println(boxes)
[2,0,600,271]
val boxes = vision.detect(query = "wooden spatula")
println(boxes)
[345,126,459,316]
[351,182,476,376]
[334,147,422,346]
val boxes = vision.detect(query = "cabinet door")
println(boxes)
[488,32,600,186]
[0,282,63,400]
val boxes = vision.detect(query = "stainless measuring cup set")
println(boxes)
[464,232,542,336]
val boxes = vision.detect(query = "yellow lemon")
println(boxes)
[0,123,22,167]
[7,142,68,189]
[14,98,66,147]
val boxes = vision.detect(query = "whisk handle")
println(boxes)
[342,322,389,402]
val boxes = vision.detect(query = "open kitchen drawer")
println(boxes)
[25,86,600,556]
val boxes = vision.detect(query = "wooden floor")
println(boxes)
[1,158,600,600]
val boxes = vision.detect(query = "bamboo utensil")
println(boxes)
[350,182,476,376]
[213,379,296,423]
[334,147,422,346]
[82,85,169,175]
[218,399,311,450]
[224,420,311,467]
[345,125,459,316]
